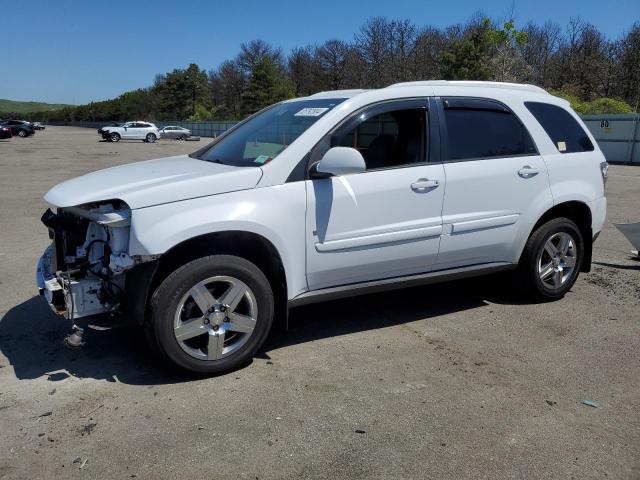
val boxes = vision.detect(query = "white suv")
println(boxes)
[99,121,160,143]
[37,81,607,374]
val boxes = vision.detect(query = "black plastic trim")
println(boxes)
[288,262,515,307]
[122,261,158,325]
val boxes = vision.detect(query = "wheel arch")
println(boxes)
[524,201,593,272]
[126,230,288,328]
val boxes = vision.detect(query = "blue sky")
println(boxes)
[1,0,638,104]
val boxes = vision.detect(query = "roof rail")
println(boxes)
[307,89,369,99]
[387,80,548,94]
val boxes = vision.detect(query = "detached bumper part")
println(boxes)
[615,222,640,257]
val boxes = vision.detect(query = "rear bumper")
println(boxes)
[589,196,607,237]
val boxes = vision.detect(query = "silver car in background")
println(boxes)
[159,125,191,140]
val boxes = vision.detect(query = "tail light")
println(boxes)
[600,162,609,186]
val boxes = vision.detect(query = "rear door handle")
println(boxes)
[518,166,539,178]
[411,178,440,192]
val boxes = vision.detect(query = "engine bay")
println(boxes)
[37,201,135,320]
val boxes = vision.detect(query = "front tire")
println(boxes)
[517,217,583,300]
[148,255,274,375]
[110,132,121,142]
[146,133,157,143]
[17,129,28,137]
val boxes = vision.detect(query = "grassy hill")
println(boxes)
[0,98,73,114]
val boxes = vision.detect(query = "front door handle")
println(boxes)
[411,178,440,192]
[518,166,539,178]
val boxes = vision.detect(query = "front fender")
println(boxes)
[128,183,308,299]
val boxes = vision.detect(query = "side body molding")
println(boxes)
[448,213,519,234]
[315,225,443,252]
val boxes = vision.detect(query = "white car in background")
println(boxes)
[99,121,160,143]
[159,125,192,140]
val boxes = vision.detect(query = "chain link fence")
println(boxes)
[46,120,238,138]
[47,114,640,164]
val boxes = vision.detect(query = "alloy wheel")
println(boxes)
[537,232,577,290]
[173,276,258,361]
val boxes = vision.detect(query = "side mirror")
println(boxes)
[312,147,366,178]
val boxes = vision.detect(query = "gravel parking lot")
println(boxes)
[0,126,639,479]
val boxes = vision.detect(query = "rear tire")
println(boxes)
[147,255,274,375]
[17,129,27,137]
[110,132,121,142]
[516,217,583,301]
[146,133,157,143]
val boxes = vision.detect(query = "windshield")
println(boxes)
[194,98,346,167]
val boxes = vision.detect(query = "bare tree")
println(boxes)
[521,21,562,86]
[316,40,351,89]
[411,26,447,80]
[615,23,640,107]
[237,39,284,74]
[288,45,322,96]
[355,16,394,87]
[388,19,417,82]
[210,60,246,119]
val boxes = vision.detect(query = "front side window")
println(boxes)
[525,102,594,153]
[442,98,536,161]
[333,108,426,170]
[195,98,346,167]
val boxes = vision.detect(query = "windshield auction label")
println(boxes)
[294,107,329,117]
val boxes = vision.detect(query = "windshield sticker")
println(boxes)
[255,155,271,164]
[557,141,567,152]
[294,107,329,117]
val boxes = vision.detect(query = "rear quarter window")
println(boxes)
[525,102,594,153]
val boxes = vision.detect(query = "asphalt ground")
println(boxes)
[0,127,638,479]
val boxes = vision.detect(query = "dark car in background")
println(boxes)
[0,120,35,137]
[0,125,12,139]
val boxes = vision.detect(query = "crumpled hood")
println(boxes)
[44,155,263,209]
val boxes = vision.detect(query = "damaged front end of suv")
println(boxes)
[36,200,151,332]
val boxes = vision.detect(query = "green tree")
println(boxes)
[582,98,634,114]
[241,57,294,114]
[550,89,634,114]
[441,28,491,80]
[155,63,208,119]
[485,19,529,81]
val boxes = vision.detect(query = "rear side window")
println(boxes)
[525,102,594,153]
[442,98,536,161]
